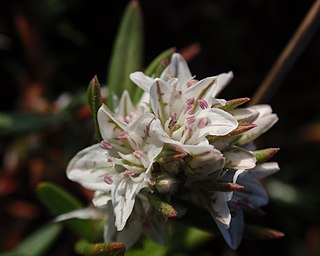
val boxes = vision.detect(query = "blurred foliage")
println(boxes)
[1,0,320,255]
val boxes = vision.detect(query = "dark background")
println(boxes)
[1,0,320,255]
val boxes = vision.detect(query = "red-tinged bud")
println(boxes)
[220,97,251,111]
[228,123,257,136]
[253,148,280,163]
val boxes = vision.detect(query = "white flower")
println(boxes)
[67,102,164,231]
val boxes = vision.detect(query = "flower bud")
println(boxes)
[154,172,178,194]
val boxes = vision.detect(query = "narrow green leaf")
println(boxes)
[244,224,285,240]
[252,148,280,163]
[36,182,98,241]
[107,0,143,110]
[147,192,177,218]
[0,112,66,136]
[0,224,62,256]
[75,240,125,256]
[87,76,103,141]
[132,47,176,104]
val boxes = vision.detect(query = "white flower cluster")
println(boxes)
[66,53,279,249]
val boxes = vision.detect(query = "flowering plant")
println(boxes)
[66,52,280,250]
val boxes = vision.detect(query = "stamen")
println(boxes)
[100,140,112,150]
[198,99,209,109]
[123,170,135,177]
[187,115,196,125]
[186,98,195,106]
[186,104,194,114]
[104,176,113,185]
[169,112,177,128]
[198,118,208,128]
[124,115,131,123]
[117,131,128,140]
[133,150,144,159]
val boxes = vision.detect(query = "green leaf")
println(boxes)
[87,76,103,141]
[36,182,98,241]
[0,224,62,256]
[125,238,167,256]
[0,112,66,136]
[107,0,143,110]
[75,240,125,256]
[132,47,176,104]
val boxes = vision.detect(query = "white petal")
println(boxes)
[97,104,130,153]
[211,72,234,98]
[238,105,278,145]
[184,76,216,105]
[249,104,273,118]
[150,79,172,123]
[230,108,259,123]
[116,90,135,118]
[54,207,106,222]
[67,144,117,191]
[92,192,112,207]
[246,162,280,179]
[104,204,143,249]
[130,71,154,92]
[215,206,244,250]
[207,192,231,228]
[112,173,148,231]
[193,108,238,140]
[224,146,256,170]
[160,53,192,90]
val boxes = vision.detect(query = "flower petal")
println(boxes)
[112,172,148,231]
[67,144,117,191]
[224,146,256,170]
[246,162,280,179]
[54,207,106,222]
[116,90,135,119]
[237,105,278,145]
[104,204,143,249]
[207,192,231,228]
[215,206,244,250]
[130,71,154,92]
[160,53,192,90]
[150,79,172,123]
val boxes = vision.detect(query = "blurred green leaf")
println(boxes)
[0,224,62,256]
[75,240,125,256]
[125,238,167,256]
[132,47,175,104]
[0,112,66,136]
[107,0,143,110]
[36,182,98,241]
[87,76,103,141]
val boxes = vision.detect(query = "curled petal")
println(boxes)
[67,144,118,192]
[224,146,256,170]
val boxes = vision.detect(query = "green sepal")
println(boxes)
[219,97,250,111]
[75,240,125,256]
[87,76,103,141]
[36,182,98,241]
[147,192,177,218]
[252,148,280,163]
[107,0,143,111]
[0,224,62,256]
